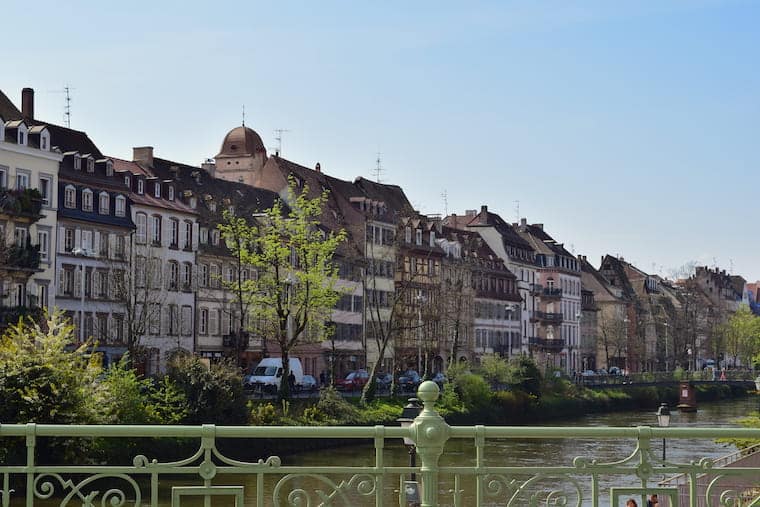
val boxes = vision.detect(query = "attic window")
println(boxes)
[415,229,422,246]
[106,161,113,176]
[74,155,81,170]
[154,182,161,198]
[168,186,175,201]
[87,158,94,173]
[137,179,144,194]
[40,133,49,150]
[18,131,25,146]
[124,175,131,188]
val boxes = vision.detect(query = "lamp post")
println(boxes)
[71,247,90,343]
[656,402,670,461]
[397,397,423,505]
[663,322,670,372]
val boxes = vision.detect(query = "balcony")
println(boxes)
[1,382,758,507]
[531,310,563,324]
[542,287,563,299]
[0,188,43,220]
[529,283,543,295]
[0,242,41,272]
[529,336,566,351]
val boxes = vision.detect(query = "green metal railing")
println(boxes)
[1,381,759,507]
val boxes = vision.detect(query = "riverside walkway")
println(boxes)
[1,381,759,507]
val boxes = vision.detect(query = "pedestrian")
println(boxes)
[319,371,326,386]
[626,499,638,507]
[288,371,296,391]
[647,494,659,507]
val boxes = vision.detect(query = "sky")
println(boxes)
[3,0,759,280]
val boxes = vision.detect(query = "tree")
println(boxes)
[721,305,760,368]
[597,307,628,369]
[219,179,346,400]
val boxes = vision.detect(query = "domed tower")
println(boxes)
[214,125,268,186]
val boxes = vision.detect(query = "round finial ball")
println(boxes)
[417,380,440,403]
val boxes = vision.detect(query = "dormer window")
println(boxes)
[40,132,49,151]
[82,188,93,212]
[124,175,131,188]
[18,131,25,146]
[405,226,411,243]
[415,229,422,246]
[429,230,435,247]
[168,186,175,201]
[106,161,113,176]
[99,192,110,214]
[87,158,94,173]
[74,155,82,170]
[154,182,161,198]
[137,179,144,194]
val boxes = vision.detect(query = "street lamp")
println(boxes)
[397,397,422,506]
[663,322,670,372]
[656,403,670,461]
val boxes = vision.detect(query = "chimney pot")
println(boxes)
[315,162,321,173]
[133,146,154,167]
[21,88,34,119]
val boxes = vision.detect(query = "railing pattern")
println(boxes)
[1,381,759,507]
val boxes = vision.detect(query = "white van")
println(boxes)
[245,357,304,394]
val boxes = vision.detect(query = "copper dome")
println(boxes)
[216,126,266,158]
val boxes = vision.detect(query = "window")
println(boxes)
[210,230,220,246]
[137,179,144,194]
[183,221,192,249]
[64,185,76,208]
[149,303,161,335]
[18,131,25,146]
[200,227,208,244]
[115,195,125,217]
[429,230,435,247]
[150,258,162,289]
[99,192,110,214]
[154,182,161,198]
[151,215,161,245]
[135,257,146,287]
[199,308,208,335]
[209,264,220,288]
[168,304,178,335]
[82,189,93,212]
[81,230,93,252]
[0,166,6,187]
[224,266,234,283]
[135,213,147,243]
[168,261,179,290]
[87,158,95,173]
[199,264,208,287]
[112,314,124,343]
[95,270,108,298]
[182,262,192,290]
[106,160,113,176]
[415,229,422,245]
[115,235,125,259]
[181,306,192,336]
[169,218,179,247]
[38,176,51,206]
[14,227,27,247]
[40,133,48,150]
[124,175,131,188]
[16,172,29,190]
[98,232,108,257]
[405,226,411,243]
[74,155,82,170]
[37,230,49,262]
[61,268,74,296]
[64,228,75,252]
[168,186,175,201]
[209,309,219,335]
[37,283,48,307]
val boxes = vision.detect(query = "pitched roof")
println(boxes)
[0,89,22,119]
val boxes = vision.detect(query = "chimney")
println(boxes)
[315,162,321,173]
[133,146,154,167]
[21,88,34,119]
[465,209,477,217]
[520,218,527,228]
[201,159,216,178]
[479,205,488,224]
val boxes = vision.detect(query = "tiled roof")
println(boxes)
[110,157,196,215]
[0,89,22,119]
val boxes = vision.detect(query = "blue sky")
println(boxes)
[4,0,759,280]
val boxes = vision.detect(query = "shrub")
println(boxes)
[250,402,280,425]
[506,356,542,398]
[455,373,492,414]
[315,386,360,423]
[478,355,510,387]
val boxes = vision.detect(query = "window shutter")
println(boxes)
[58,270,65,296]
[93,232,100,257]
[74,268,82,297]
[58,226,65,253]
[108,234,115,259]
[74,229,81,249]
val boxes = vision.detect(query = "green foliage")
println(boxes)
[478,354,510,386]
[492,390,534,421]
[314,386,360,423]
[436,382,464,416]
[506,356,542,398]
[673,367,687,381]
[167,356,248,425]
[721,304,760,367]
[249,402,280,425]
[444,361,470,384]
[218,179,347,400]
[455,373,492,413]
[93,355,154,424]
[146,376,190,424]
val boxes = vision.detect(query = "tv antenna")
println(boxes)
[371,153,384,183]
[273,128,290,156]
[441,190,448,216]
[49,85,74,127]
[242,104,246,126]
[514,200,520,222]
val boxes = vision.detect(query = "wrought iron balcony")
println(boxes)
[0,188,43,219]
[0,241,41,272]
[529,336,566,351]
[0,382,758,506]
[529,283,543,295]
[542,287,563,299]
[531,310,563,324]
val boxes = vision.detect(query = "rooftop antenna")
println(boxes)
[441,190,448,216]
[729,258,734,273]
[371,152,383,183]
[49,85,74,127]
[514,200,520,222]
[274,128,290,156]
[242,104,245,126]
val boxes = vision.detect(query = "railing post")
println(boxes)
[410,381,450,507]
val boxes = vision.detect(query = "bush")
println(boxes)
[455,373,492,414]
[250,402,280,425]
[506,356,542,398]
[167,357,248,425]
[315,386,360,423]
[478,355,510,387]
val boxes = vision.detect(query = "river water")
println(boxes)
[9,397,759,506]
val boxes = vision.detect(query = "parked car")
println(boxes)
[432,372,446,388]
[335,369,370,391]
[581,369,596,377]
[609,366,622,376]
[398,370,421,391]
[299,375,318,392]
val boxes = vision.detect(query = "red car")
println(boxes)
[335,370,370,391]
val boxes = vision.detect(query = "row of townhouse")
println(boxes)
[0,86,747,377]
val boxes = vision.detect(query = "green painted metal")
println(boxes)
[1,381,759,506]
